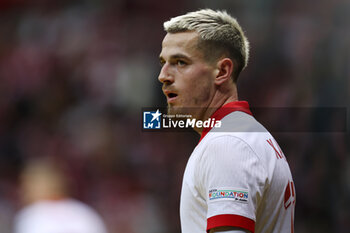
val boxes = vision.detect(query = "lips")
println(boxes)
[163,90,178,103]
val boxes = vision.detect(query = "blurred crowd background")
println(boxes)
[0,0,349,232]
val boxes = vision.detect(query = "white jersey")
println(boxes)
[14,198,108,233]
[180,101,295,233]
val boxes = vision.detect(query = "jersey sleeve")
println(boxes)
[198,135,267,233]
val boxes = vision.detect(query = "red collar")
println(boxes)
[199,101,252,142]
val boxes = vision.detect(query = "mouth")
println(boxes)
[164,91,178,103]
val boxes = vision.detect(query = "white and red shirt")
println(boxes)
[180,101,295,233]
[14,198,108,233]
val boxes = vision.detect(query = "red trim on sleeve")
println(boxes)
[199,101,252,142]
[207,214,255,233]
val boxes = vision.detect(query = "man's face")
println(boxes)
[158,31,217,118]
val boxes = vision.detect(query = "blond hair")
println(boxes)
[164,9,249,80]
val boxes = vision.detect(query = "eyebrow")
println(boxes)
[159,53,191,61]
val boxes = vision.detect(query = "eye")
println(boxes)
[159,60,165,67]
[176,60,187,66]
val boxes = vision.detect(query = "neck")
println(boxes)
[193,84,238,134]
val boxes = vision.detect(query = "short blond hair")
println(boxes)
[164,9,249,80]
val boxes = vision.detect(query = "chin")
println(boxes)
[167,105,182,115]
[167,104,193,117]
[167,105,176,115]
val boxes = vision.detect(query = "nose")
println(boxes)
[158,63,174,84]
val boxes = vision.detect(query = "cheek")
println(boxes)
[194,79,212,103]
[181,66,213,86]
[182,68,214,103]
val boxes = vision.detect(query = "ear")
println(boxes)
[214,58,234,85]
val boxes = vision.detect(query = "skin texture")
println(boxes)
[158,31,238,133]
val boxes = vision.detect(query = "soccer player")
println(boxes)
[158,9,295,233]
[14,160,108,233]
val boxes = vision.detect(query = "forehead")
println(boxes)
[160,31,202,58]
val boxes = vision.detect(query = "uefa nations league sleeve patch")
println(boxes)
[208,188,249,204]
